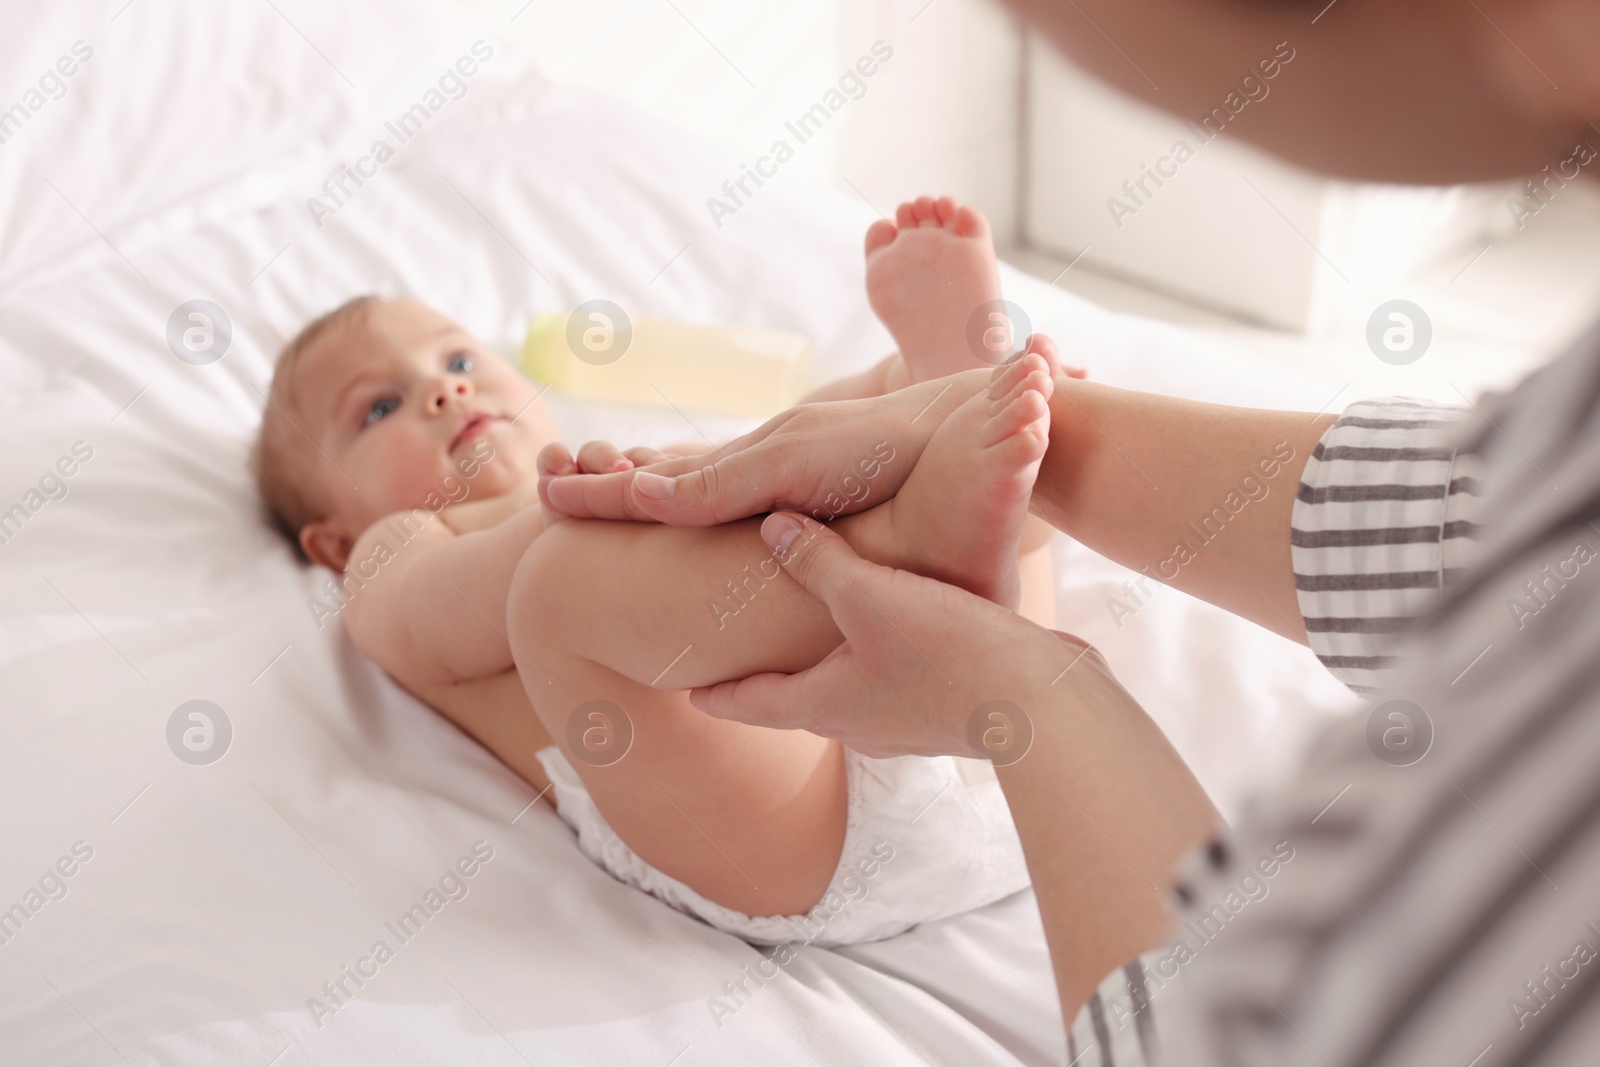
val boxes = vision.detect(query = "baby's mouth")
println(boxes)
[450,411,497,452]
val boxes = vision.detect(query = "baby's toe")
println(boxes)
[1023,334,1062,376]
[981,389,1049,449]
[953,204,987,239]
[865,218,899,257]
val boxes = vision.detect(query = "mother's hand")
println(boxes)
[540,338,1065,526]
[535,441,678,525]
[688,512,1085,758]
[539,373,976,526]
[717,520,1221,1031]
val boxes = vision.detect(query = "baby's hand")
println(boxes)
[537,441,676,524]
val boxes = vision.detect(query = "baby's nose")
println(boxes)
[430,381,469,410]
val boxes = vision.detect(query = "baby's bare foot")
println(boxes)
[862,337,1057,608]
[865,196,1005,383]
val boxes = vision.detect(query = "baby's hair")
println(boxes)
[251,294,382,561]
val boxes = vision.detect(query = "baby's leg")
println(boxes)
[864,196,1005,381]
[799,353,907,403]
[800,200,1003,404]
[796,196,1016,406]
[509,518,846,918]
[864,197,1065,588]
[507,361,1056,920]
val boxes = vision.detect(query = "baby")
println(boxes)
[253,197,1065,945]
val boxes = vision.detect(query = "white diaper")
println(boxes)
[535,745,1031,947]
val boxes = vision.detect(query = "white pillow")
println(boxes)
[0,0,548,295]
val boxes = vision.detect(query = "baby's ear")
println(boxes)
[300,521,355,572]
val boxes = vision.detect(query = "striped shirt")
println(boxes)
[1065,318,1600,1067]
[1291,400,1485,695]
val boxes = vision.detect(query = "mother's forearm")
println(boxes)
[999,641,1222,1023]
[1036,377,1335,642]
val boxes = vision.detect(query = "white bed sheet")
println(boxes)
[0,6,1355,1064]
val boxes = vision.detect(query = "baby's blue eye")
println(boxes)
[447,352,475,374]
[365,396,399,426]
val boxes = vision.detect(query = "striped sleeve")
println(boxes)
[1067,331,1600,1067]
[1066,951,1165,1067]
[1063,398,1489,1066]
[1063,838,1246,1067]
[1291,399,1483,693]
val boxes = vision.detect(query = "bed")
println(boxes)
[0,4,1357,1063]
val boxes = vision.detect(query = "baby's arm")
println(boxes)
[342,503,545,689]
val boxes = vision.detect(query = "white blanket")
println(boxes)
[0,5,1354,1064]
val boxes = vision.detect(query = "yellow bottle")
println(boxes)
[521,303,811,419]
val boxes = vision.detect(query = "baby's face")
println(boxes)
[293,299,556,537]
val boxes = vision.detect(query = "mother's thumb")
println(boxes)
[760,512,868,604]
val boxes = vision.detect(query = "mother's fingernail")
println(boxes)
[634,472,676,499]
[761,513,805,559]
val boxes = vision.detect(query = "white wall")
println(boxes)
[838,0,1023,242]
[485,1,1515,335]
[503,0,1024,240]
[1023,41,1504,332]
